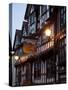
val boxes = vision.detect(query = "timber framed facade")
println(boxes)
[13,4,66,86]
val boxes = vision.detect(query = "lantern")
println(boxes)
[14,55,19,61]
[44,28,51,37]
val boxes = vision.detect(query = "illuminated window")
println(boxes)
[51,40,54,46]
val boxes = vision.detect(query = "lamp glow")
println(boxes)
[14,56,19,60]
[45,29,51,36]
[11,51,15,54]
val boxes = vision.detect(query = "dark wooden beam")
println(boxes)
[22,35,38,40]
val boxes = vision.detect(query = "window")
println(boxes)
[29,13,35,25]
[30,6,34,13]
[50,41,54,47]
[19,48,23,56]
[59,37,66,47]
[59,40,66,64]
[29,28,35,34]
[16,67,21,85]
[50,7,54,13]
[40,6,49,27]
[58,45,66,83]
[21,66,24,73]
[26,63,31,80]
[41,5,48,15]
[47,58,55,83]
[60,7,66,28]
[21,38,24,43]
[34,61,41,79]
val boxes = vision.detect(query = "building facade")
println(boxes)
[14,4,66,86]
[12,29,23,86]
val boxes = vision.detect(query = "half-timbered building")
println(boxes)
[14,4,66,86]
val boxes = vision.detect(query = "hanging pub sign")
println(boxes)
[23,42,37,54]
